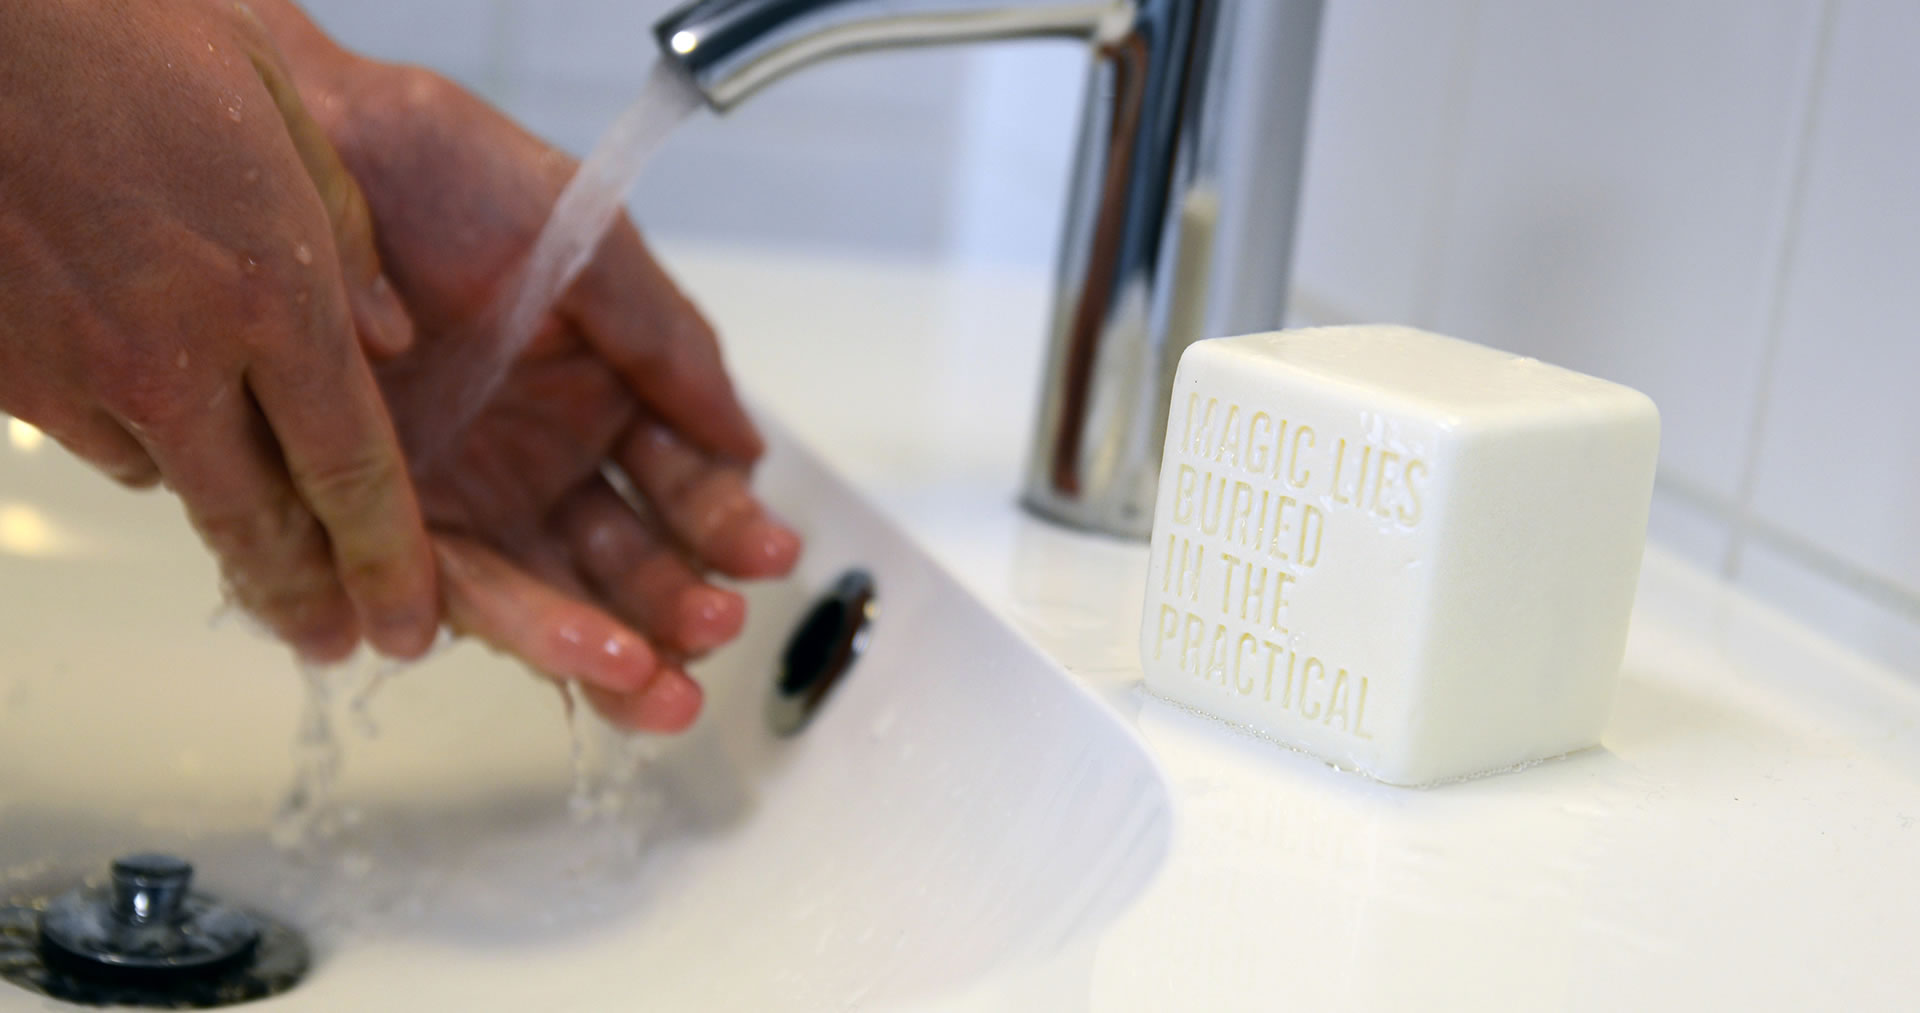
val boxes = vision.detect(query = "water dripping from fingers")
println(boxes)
[272,661,345,855]
[563,681,664,867]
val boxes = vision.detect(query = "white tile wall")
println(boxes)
[301,0,510,99]
[1423,0,1824,501]
[1292,0,1481,325]
[1645,485,1735,575]
[304,0,975,255]
[1744,0,1920,599]
[945,46,1085,272]
[505,0,658,88]
[501,54,973,255]
[294,0,1919,676]
[1294,0,1918,677]
[1737,542,1920,681]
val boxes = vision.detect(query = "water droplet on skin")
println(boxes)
[242,256,260,275]
[228,106,243,123]
[293,242,314,266]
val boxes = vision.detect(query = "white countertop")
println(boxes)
[667,242,1920,1011]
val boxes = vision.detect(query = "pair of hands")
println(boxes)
[0,0,798,730]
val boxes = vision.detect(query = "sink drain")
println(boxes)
[0,853,308,1008]
[769,569,876,736]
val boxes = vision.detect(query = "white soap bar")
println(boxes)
[1140,326,1659,785]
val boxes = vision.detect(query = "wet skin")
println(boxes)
[1,0,800,730]
[0,0,436,661]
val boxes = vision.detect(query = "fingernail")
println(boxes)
[751,520,803,574]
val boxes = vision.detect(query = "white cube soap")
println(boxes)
[1140,326,1659,785]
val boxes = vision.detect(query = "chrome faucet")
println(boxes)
[653,0,1323,539]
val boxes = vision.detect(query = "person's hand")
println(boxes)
[0,0,438,661]
[258,7,802,730]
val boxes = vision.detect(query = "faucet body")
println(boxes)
[656,0,1323,538]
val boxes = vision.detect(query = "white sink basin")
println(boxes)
[0,417,1172,1011]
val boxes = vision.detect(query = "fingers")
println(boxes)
[242,17,414,359]
[554,480,746,657]
[220,13,437,658]
[616,419,801,580]
[583,677,703,735]
[566,217,764,464]
[245,261,438,659]
[434,534,698,730]
[132,385,359,662]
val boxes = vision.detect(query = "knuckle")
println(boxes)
[295,450,404,537]
[195,493,316,571]
[688,490,754,546]
[660,464,711,511]
[393,66,457,114]
[101,366,191,434]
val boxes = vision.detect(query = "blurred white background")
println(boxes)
[301,0,1919,678]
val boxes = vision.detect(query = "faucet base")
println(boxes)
[1019,488,1155,542]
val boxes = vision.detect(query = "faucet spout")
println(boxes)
[653,0,1323,538]
[656,1,1135,110]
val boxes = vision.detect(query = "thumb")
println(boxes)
[240,20,414,359]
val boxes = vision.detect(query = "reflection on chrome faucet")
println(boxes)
[654,0,1323,538]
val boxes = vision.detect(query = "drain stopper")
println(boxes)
[39,853,260,980]
[2,852,309,1007]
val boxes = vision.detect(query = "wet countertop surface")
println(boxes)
[673,243,1920,1011]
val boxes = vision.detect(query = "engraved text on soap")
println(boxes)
[1150,394,1432,740]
